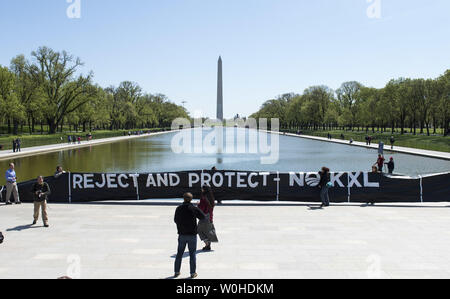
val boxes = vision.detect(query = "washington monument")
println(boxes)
[217,56,223,121]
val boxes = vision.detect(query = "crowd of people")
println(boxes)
[325,133,397,150]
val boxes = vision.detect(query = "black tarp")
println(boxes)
[1,171,449,204]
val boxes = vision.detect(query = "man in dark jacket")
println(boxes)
[386,157,395,174]
[174,193,205,279]
[31,176,51,227]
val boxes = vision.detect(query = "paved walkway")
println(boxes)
[0,131,174,161]
[277,132,450,161]
[1,200,450,279]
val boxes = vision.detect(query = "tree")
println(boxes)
[0,66,26,134]
[302,86,334,130]
[439,70,450,136]
[29,47,95,134]
[10,55,41,134]
[336,81,363,130]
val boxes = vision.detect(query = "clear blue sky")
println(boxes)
[0,0,449,118]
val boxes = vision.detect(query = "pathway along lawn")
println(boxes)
[0,128,168,151]
[284,129,450,153]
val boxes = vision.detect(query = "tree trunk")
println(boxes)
[31,117,35,133]
[13,119,19,135]
[28,117,32,135]
[47,119,58,134]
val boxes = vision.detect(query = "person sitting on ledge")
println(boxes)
[54,166,67,179]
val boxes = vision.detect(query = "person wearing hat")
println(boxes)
[385,157,395,174]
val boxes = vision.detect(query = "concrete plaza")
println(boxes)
[1,200,450,279]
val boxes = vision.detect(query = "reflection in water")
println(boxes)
[1,129,449,184]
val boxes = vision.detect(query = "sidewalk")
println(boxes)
[0,131,174,161]
[1,201,450,279]
[278,132,450,161]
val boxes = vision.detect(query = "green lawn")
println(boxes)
[282,129,450,153]
[0,128,168,151]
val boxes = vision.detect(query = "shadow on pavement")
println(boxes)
[6,224,42,232]
[170,250,215,259]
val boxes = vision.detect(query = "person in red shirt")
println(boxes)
[198,185,216,251]
[374,154,385,172]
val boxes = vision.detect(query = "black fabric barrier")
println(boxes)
[2,171,449,204]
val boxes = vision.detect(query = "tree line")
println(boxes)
[0,46,189,135]
[251,71,450,137]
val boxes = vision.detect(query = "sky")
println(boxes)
[0,0,449,119]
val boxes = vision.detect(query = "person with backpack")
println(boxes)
[319,167,331,208]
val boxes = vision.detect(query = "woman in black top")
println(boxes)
[319,167,331,208]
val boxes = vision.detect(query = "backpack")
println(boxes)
[0,232,4,244]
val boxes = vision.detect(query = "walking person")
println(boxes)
[319,167,331,208]
[12,139,16,153]
[174,193,206,279]
[198,185,217,252]
[31,176,51,227]
[390,136,395,150]
[5,163,21,205]
[54,166,67,179]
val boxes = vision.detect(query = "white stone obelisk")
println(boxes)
[216,56,224,155]
[217,56,223,121]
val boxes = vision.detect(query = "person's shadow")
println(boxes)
[7,224,41,232]
[307,205,324,210]
[170,250,214,259]
[162,274,198,280]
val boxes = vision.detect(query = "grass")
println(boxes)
[0,128,169,151]
[282,129,450,153]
